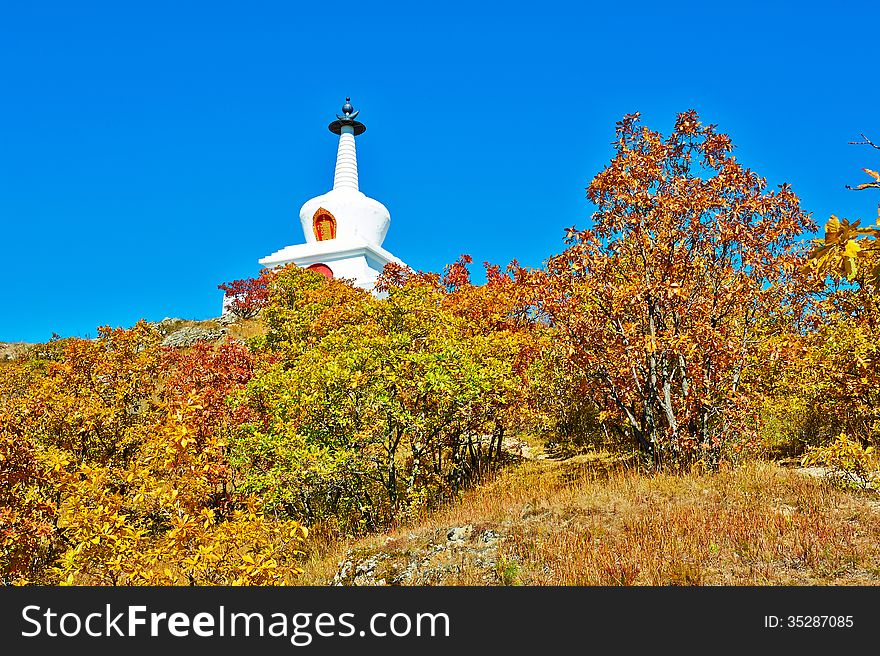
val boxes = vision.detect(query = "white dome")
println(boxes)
[253,99,406,306]
[299,186,390,248]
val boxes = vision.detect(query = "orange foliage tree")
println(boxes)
[535,111,813,465]
[218,268,275,319]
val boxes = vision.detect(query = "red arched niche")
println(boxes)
[307,263,334,279]
[313,208,337,241]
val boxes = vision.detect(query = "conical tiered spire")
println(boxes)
[329,97,366,190]
[256,97,406,302]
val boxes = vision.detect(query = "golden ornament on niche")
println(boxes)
[313,208,337,241]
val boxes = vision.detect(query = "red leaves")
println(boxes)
[441,254,473,291]
[375,262,440,293]
[218,269,274,319]
[164,341,260,433]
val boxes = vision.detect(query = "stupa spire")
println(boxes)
[328,97,366,191]
[254,97,406,306]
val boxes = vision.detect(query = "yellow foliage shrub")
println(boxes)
[802,434,879,491]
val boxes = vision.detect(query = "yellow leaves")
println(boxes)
[824,215,841,244]
[849,168,880,191]
[807,215,878,285]
[843,239,862,259]
[51,500,307,585]
[48,452,71,472]
[802,433,879,491]
[842,239,861,280]
[1,324,315,587]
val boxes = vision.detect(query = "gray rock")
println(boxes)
[160,326,227,348]
[446,525,473,542]
[332,524,506,586]
[480,530,499,544]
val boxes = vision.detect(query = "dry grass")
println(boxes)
[225,318,266,341]
[299,457,880,585]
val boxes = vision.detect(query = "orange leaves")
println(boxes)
[0,413,60,583]
[441,254,473,291]
[163,340,259,436]
[218,268,274,319]
[375,261,419,292]
[674,109,701,136]
[540,110,812,464]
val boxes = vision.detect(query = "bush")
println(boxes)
[802,434,879,492]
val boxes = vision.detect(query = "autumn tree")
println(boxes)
[0,323,308,585]
[219,268,275,319]
[19,323,163,467]
[0,363,60,583]
[537,111,813,466]
[52,397,307,585]
[232,263,532,532]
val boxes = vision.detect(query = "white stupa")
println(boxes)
[258,98,407,290]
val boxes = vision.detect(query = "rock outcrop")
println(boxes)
[333,525,504,586]
[160,326,227,348]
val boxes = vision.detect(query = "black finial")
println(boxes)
[329,96,366,136]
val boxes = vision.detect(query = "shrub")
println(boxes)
[802,433,879,492]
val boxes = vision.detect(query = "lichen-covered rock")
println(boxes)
[446,525,473,543]
[332,525,504,586]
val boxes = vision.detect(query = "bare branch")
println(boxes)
[849,133,880,150]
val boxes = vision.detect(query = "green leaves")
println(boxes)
[232,263,529,532]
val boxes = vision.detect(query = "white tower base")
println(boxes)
[259,236,405,293]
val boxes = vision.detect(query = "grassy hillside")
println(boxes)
[4,258,880,586]
[300,453,880,586]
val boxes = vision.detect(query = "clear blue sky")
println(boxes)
[1,1,877,342]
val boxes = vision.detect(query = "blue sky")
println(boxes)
[1,1,877,342]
